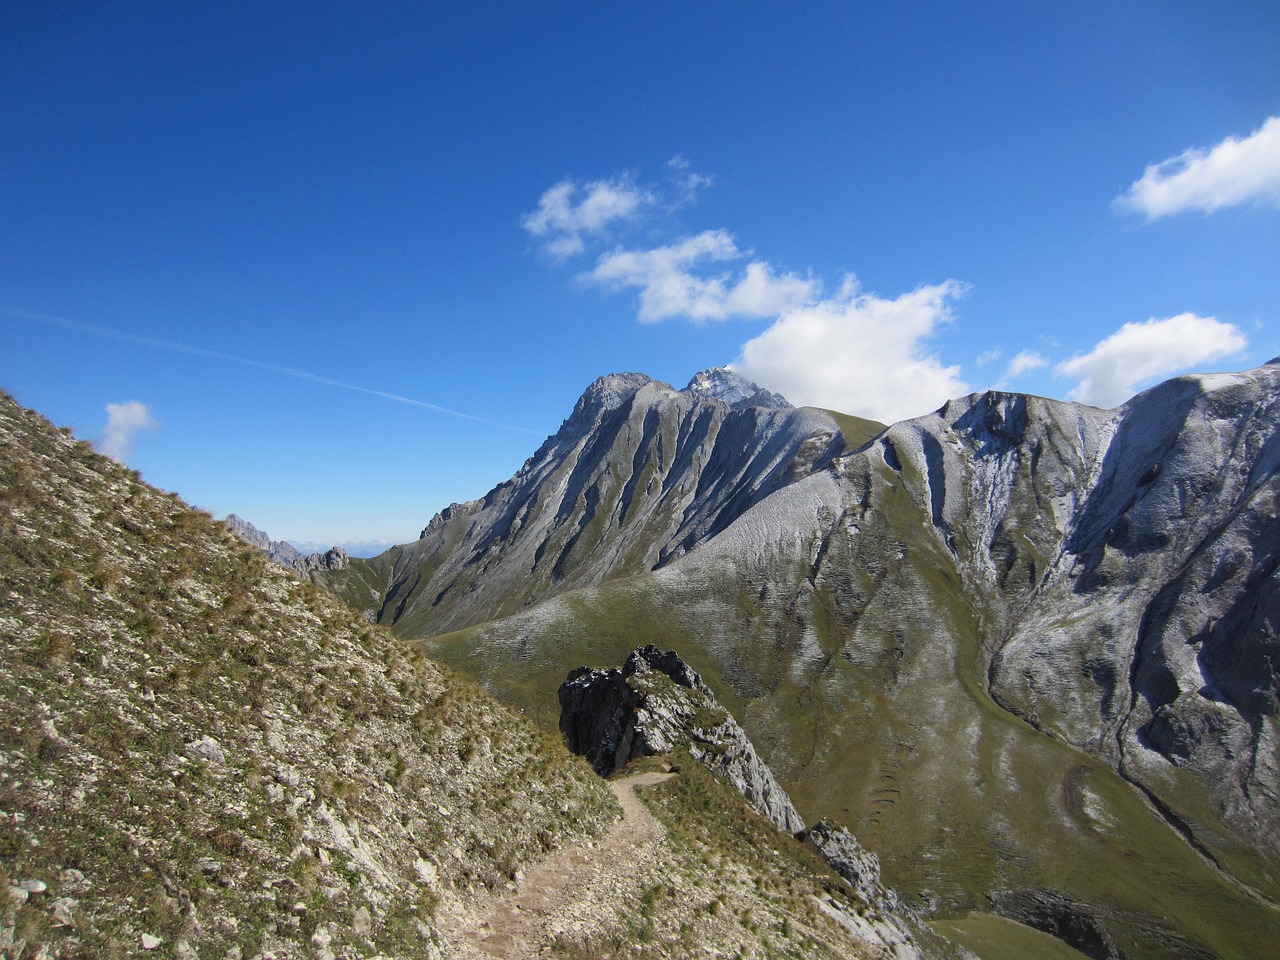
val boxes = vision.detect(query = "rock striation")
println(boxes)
[317,370,875,637]
[560,646,805,835]
[803,819,895,908]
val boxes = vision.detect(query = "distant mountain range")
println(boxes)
[309,360,1280,959]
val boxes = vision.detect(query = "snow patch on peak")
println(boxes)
[684,367,791,410]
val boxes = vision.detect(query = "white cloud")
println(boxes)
[1055,313,1247,407]
[97,400,158,463]
[583,229,818,323]
[731,277,970,423]
[976,348,1003,367]
[1116,115,1280,218]
[521,177,652,259]
[667,154,713,204]
[994,349,1048,388]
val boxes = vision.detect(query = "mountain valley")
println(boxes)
[315,365,1280,959]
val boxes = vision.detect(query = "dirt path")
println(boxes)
[449,772,674,959]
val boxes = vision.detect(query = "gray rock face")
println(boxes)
[683,367,791,410]
[803,820,891,906]
[559,645,805,834]
[331,371,859,636]
[223,514,349,575]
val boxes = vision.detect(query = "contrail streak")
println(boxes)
[2,306,541,435]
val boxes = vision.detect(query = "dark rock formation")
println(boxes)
[560,645,805,834]
[991,890,1126,960]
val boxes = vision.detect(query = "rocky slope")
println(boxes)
[315,369,882,636]
[0,389,945,960]
[425,360,1280,960]
[0,390,615,959]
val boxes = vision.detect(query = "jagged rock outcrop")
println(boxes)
[804,820,894,907]
[318,370,878,636]
[558,646,927,958]
[223,513,349,574]
[560,645,805,834]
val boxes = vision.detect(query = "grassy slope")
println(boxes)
[819,409,886,453]
[425,457,1280,959]
[0,391,932,960]
[546,757,959,960]
[0,392,616,958]
[930,914,1091,960]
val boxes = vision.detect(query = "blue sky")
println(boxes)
[3,2,1278,550]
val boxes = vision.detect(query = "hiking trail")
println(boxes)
[448,771,674,959]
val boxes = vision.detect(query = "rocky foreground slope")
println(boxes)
[426,360,1280,959]
[0,390,942,960]
[317,369,881,636]
[559,645,922,958]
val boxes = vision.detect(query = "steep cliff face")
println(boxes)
[429,360,1280,960]
[320,371,876,637]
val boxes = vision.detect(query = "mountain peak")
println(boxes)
[683,367,791,410]
[570,372,659,419]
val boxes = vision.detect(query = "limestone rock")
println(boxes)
[184,735,225,764]
[803,820,893,907]
[322,371,859,637]
[560,645,805,834]
[683,367,792,411]
[50,897,77,928]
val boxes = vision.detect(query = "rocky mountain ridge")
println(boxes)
[559,645,805,834]
[223,513,350,575]
[684,367,791,410]
[558,644,920,958]
[318,369,882,637]
[419,359,1280,960]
